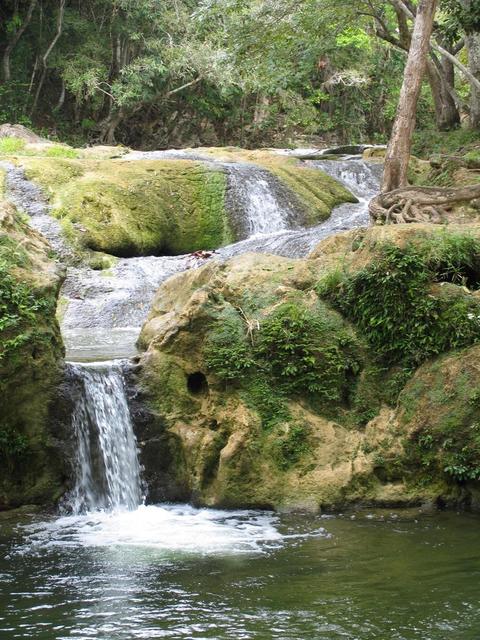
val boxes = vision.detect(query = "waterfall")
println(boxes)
[307,158,382,200]
[66,361,143,514]
[218,158,382,260]
[224,163,301,238]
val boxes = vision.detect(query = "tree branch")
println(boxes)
[166,76,202,97]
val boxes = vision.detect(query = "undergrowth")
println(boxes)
[317,233,480,370]
[205,302,362,431]
[0,255,52,364]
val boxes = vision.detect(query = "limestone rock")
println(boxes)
[0,199,67,509]
[0,123,48,143]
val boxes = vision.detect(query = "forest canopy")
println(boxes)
[0,0,479,148]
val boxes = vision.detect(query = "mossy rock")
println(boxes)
[0,199,67,509]
[135,253,392,510]
[17,148,356,258]
[398,345,480,491]
[195,146,358,223]
[134,226,480,510]
[20,158,232,257]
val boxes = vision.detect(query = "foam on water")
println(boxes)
[19,504,323,556]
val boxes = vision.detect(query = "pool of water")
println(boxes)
[1,506,480,639]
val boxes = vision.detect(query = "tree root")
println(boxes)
[369,184,480,225]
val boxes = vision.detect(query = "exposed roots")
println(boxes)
[369,184,480,225]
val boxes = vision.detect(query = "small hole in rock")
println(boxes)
[187,371,209,396]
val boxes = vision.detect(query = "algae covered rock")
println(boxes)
[20,157,232,257]
[134,225,480,511]
[397,345,480,506]
[16,147,356,259]
[134,253,397,510]
[0,199,67,509]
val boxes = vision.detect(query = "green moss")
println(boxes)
[205,299,364,429]
[255,302,361,401]
[268,164,357,224]
[269,423,311,470]
[44,145,79,159]
[400,347,480,484]
[204,307,254,382]
[21,157,86,192]
[242,377,291,431]
[0,204,65,508]
[21,158,232,257]
[196,147,357,224]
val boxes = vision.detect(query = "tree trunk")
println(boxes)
[30,0,66,114]
[465,31,480,128]
[382,0,438,193]
[459,0,480,129]
[2,0,38,82]
[426,58,460,130]
[99,109,125,144]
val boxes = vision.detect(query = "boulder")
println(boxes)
[0,123,48,143]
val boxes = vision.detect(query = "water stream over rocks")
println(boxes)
[2,152,381,361]
[4,152,379,515]
[65,361,143,514]
[4,151,480,639]
[2,149,381,516]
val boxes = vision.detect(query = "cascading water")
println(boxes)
[217,157,382,259]
[5,150,480,640]
[66,361,143,514]
[224,163,301,237]
[2,149,381,525]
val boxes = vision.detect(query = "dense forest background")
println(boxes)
[0,0,479,149]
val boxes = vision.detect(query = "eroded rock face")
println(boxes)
[135,226,480,511]
[0,200,68,509]
[133,253,400,510]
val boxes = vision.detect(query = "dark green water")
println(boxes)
[1,506,479,639]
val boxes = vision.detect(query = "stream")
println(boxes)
[2,151,480,639]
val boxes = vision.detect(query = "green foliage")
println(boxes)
[0,257,52,363]
[0,137,26,154]
[320,234,480,368]
[412,129,480,159]
[407,422,480,483]
[243,377,291,431]
[270,423,310,470]
[204,310,254,382]
[0,425,28,459]
[0,0,441,148]
[205,300,363,429]
[255,303,360,401]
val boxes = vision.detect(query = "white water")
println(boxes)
[66,361,143,514]
[217,157,382,259]
[20,504,309,556]
[224,163,300,237]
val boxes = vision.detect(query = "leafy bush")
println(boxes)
[204,310,254,382]
[255,303,360,401]
[407,422,480,483]
[205,301,362,429]
[319,235,480,368]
